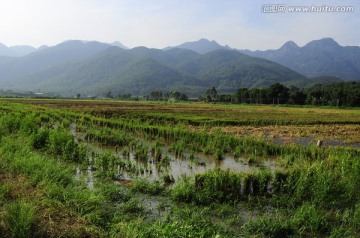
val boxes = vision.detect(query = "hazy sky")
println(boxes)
[1,0,359,50]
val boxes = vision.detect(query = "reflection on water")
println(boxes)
[75,160,94,189]
[86,165,94,189]
[86,142,277,183]
[71,122,278,185]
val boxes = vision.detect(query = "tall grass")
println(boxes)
[3,200,39,238]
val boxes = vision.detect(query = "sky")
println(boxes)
[0,0,359,50]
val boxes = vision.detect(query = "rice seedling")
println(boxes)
[244,211,295,238]
[2,200,39,238]
[130,179,165,195]
[291,203,328,235]
[272,170,289,194]
[158,155,171,166]
[247,155,260,165]
[120,198,146,214]
[171,176,196,203]
[0,183,14,205]
[30,128,50,150]
[214,149,224,160]
[161,173,175,184]
[134,144,148,161]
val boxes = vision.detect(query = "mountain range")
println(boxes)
[241,38,360,81]
[0,43,37,57]
[0,38,358,97]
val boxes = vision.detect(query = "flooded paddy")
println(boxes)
[70,121,279,186]
[76,140,278,186]
[3,99,360,237]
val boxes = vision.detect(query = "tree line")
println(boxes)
[144,91,189,101]
[100,82,360,107]
[202,82,360,107]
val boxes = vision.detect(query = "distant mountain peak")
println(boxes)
[38,45,49,50]
[0,42,36,57]
[198,38,213,43]
[58,40,86,46]
[198,38,209,41]
[0,42,7,48]
[170,38,231,54]
[241,37,360,81]
[111,41,128,49]
[280,41,299,50]
[191,38,220,45]
[306,38,340,48]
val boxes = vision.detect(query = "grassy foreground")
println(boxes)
[0,99,359,237]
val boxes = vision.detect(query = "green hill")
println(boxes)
[0,41,308,97]
[284,76,343,88]
[177,50,305,92]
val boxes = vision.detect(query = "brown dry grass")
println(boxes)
[209,124,360,145]
[4,98,360,145]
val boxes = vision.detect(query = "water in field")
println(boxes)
[70,122,277,185]
[271,135,360,149]
[84,141,277,183]
[75,164,94,189]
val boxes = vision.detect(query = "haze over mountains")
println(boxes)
[164,38,231,54]
[0,43,37,57]
[0,38,358,97]
[241,38,360,81]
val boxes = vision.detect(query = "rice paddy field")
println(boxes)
[0,98,360,237]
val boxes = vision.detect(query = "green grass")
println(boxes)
[0,99,359,237]
[3,200,38,238]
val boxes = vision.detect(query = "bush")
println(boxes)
[0,114,21,135]
[48,128,75,159]
[30,128,50,150]
[171,176,196,203]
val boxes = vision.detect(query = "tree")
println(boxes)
[235,88,249,104]
[170,91,188,101]
[268,83,289,104]
[204,87,218,102]
[149,91,163,101]
[219,94,232,103]
[170,91,181,100]
[204,94,212,102]
[105,91,113,98]
[288,86,306,105]
[117,93,131,100]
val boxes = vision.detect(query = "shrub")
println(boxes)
[171,176,196,203]
[48,128,75,158]
[30,128,50,150]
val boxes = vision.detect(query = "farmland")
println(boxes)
[1,98,360,237]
